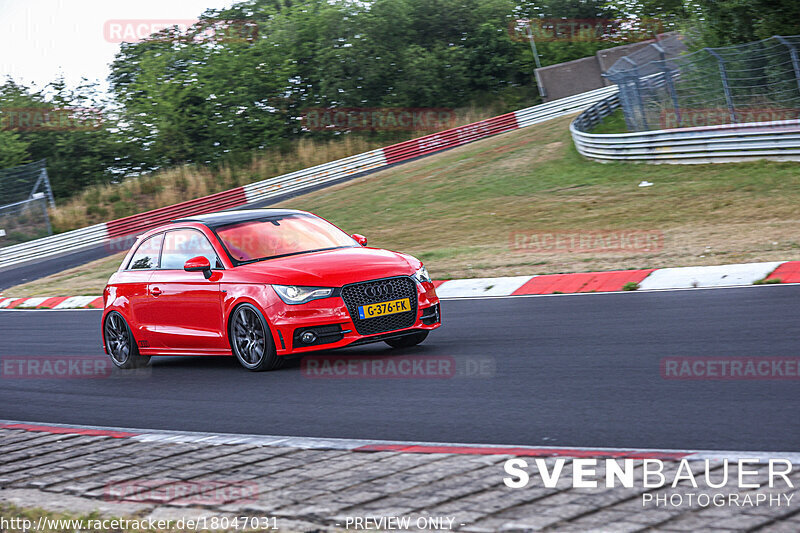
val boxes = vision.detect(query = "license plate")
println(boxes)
[358,298,411,319]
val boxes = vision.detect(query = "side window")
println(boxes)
[161,230,223,270]
[127,233,164,270]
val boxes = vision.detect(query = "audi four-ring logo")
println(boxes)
[364,283,393,299]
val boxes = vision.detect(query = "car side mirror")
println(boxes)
[352,234,367,246]
[184,256,212,279]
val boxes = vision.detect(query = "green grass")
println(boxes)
[276,115,800,279]
[3,115,799,297]
[4,253,126,297]
[0,503,138,533]
[590,109,629,134]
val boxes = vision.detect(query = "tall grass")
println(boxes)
[51,136,385,233]
[50,105,503,233]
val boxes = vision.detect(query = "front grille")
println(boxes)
[342,277,418,335]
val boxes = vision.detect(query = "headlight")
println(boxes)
[272,285,334,305]
[412,266,432,284]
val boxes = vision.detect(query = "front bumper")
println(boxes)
[268,280,441,355]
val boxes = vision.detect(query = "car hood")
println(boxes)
[232,246,421,287]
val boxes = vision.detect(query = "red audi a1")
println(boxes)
[102,209,441,371]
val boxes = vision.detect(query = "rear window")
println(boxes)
[127,233,163,270]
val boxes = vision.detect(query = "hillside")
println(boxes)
[277,116,800,279]
[5,114,800,297]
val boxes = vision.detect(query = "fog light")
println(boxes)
[300,331,317,344]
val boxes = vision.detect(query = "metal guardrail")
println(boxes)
[571,92,800,164]
[571,93,622,132]
[515,85,619,128]
[0,223,109,268]
[243,149,388,205]
[0,86,617,272]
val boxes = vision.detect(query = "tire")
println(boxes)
[385,331,429,349]
[229,303,283,371]
[103,311,151,369]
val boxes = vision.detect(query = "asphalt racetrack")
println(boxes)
[0,285,798,451]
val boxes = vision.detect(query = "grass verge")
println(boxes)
[589,108,628,134]
[4,253,126,297]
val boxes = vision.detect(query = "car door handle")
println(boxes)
[151,287,162,296]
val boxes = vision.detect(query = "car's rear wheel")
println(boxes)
[385,331,429,349]
[230,304,283,371]
[104,311,150,369]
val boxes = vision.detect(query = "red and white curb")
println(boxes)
[2,420,798,463]
[435,260,796,298]
[0,295,102,310]
[2,260,798,310]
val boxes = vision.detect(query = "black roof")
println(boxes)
[172,209,308,228]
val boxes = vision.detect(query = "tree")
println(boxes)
[0,130,30,169]
[689,0,800,47]
[0,78,126,198]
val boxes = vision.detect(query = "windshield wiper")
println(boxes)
[236,246,355,265]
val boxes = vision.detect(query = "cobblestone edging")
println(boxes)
[0,426,799,532]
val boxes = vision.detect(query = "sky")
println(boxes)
[0,0,236,92]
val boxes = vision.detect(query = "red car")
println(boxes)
[102,209,441,371]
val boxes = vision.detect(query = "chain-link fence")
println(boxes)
[604,35,800,131]
[0,159,55,247]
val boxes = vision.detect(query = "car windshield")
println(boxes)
[215,214,357,264]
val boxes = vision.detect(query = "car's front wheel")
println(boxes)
[230,303,283,371]
[104,311,150,369]
[385,331,429,349]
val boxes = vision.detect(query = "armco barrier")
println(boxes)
[0,223,109,270]
[106,187,247,239]
[0,86,618,272]
[571,93,800,164]
[242,148,387,205]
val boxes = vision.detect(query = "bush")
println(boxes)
[86,204,108,218]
